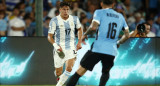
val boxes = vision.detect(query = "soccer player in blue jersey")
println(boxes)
[66,0,130,86]
[47,2,83,86]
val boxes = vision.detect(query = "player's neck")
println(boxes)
[102,4,112,9]
[102,6,112,9]
[60,15,69,20]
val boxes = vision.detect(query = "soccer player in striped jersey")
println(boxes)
[66,0,130,86]
[47,2,83,86]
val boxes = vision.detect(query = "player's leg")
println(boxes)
[66,65,87,86]
[56,58,75,86]
[66,50,100,86]
[65,57,75,72]
[99,54,115,86]
[55,67,63,81]
[53,49,65,83]
[56,49,77,86]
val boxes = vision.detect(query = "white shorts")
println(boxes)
[53,49,77,68]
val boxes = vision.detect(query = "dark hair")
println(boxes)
[60,2,70,8]
[102,0,114,5]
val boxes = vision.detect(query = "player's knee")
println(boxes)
[102,71,109,75]
[66,67,72,72]
[56,70,62,76]
[102,65,113,74]
[102,68,110,74]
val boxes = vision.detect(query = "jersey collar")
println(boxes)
[58,15,70,22]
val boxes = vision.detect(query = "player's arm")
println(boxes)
[48,21,62,51]
[83,10,100,39]
[76,17,83,50]
[117,15,130,45]
[129,26,138,37]
[76,27,83,50]
[48,33,55,44]
[117,27,130,45]
[82,21,99,40]
[48,33,62,51]
[77,27,83,43]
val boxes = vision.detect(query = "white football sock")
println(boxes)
[56,70,70,86]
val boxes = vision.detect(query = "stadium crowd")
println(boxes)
[0,0,160,37]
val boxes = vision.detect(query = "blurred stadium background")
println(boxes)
[0,0,160,37]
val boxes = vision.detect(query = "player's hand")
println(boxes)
[57,46,63,52]
[117,44,120,48]
[82,35,88,45]
[117,40,121,48]
[53,43,62,52]
[76,42,82,51]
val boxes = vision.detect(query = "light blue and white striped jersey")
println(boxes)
[91,8,129,56]
[48,15,81,50]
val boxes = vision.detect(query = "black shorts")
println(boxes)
[80,50,115,72]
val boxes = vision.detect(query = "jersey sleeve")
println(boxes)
[48,20,56,34]
[76,17,81,29]
[92,10,100,24]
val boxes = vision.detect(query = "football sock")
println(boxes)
[66,72,81,86]
[99,72,109,86]
[56,70,70,86]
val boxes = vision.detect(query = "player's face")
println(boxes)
[59,6,70,18]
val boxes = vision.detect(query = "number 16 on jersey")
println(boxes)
[107,22,117,39]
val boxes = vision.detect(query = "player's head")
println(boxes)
[59,2,70,18]
[101,0,115,8]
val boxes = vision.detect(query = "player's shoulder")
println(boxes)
[94,9,103,13]
[69,15,80,23]
[50,16,59,24]
[112,10,125,19]
[70,15,79,19]
[111,10,125,20]
[51,16,58,21]
[111,9,122,16]
[117,13,124,18]
[95,9,119,14]
[93,9,104,17]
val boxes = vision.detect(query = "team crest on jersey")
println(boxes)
[71,22,74,26]
[60,25,63,27]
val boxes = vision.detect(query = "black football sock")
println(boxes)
[66,72,81,86]
[99,72,109,86]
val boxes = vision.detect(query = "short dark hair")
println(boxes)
[102,0,114,5]
[60,2,70,8]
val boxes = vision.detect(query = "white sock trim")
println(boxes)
[56,70,71,86]
[63,70,70,77]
